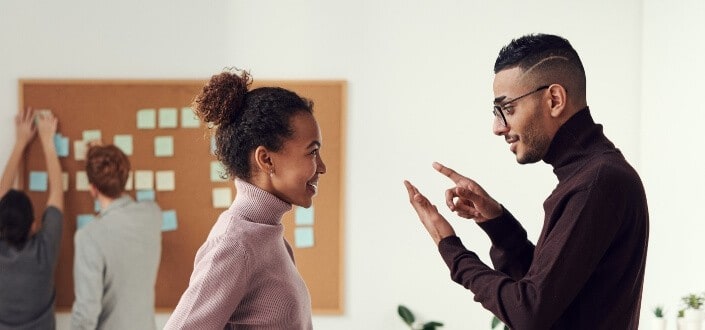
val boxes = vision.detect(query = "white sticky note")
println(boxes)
[154,136,174,157]
[76,171,90,191]
[294,227,315,248]
[62,172,69,192]
[134,170,154,190]
[210,135,217,155]
[181,107,200,128]
[295,206,315,226]
[210,161,228,182]
[137,109,156,129]
[74,140,87,161]
[158,108,178,128]
[113,135,133,155]
[212,187,232,208]
[124,171,133,191]
[82,130,101,143]
[156,170,175,191]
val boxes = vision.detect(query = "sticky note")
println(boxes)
[156,170,175,191]
[77,214,95,230]
[54,134,69,157]
[158,108,178,128]
[113,135,133,155]
[294,227,315,248]
[82,130,101,143]
[62,172,69,192]
[210,135,217,155]
[212,187,232,208]
[74,140,87,161]
[124,171,133,191]
[134,170,154,190]
[161,210,178,231]
[29,171,48,191]
[154,136,174,157]
[210,161,228,182]
[94,200,101,213]
[137,109,156,129]
[181,107,200,128]
[136,190,155,201]
[295,206,315,226]
[76,171,90,191]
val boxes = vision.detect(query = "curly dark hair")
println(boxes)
[194,69,314,180]
[0,189,34,249]
[86,145,131,198]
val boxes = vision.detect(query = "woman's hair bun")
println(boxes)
[193,68,252,126]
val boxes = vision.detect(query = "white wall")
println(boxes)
[0,0,697,329]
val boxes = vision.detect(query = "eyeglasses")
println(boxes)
[492,85,549,127]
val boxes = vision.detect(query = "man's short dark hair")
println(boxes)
[0,189,34,249]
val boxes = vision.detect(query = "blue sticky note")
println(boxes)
[77,214,95,230]
[94,200,101,213]
[161,210,178,232]
[295,206,314,226]
[53,134,69,157]
[136,190,155,201]
[29,171,48,191]
[294,227,314,248]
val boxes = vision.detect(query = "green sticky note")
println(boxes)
[29,171,48,191]
[137,109,156,129]
[210,161,228,182]
[294,227,315,248]
[154,136,174,157]
[181,107,200,128]
[82,130,101,142]
[113,134,133,155]
[159,108,178,128]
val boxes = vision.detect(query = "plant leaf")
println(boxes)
[491,316,501,328]
[422,321,444,330]
[398,305,415,325]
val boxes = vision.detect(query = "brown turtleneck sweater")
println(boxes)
[439,109,649,329]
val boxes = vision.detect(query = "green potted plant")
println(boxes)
[652,305,666,330]
[397,305,444,330]
[682,293,705,330]
[491,315,509,330]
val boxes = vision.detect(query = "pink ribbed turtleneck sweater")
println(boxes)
[165,179,312,329]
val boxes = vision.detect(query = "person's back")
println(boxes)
[0,110,63,330]
[71,144,162,330]
[72,197,161,329]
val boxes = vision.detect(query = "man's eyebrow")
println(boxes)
[494,95,507,104]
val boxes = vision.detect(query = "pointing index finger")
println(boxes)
[433,162,463,184]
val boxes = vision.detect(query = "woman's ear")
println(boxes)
[253,146,274,175]
[548,84,567,118]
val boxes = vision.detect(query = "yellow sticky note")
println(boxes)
[74,140,87,161]
[113,135,133,155]
[158,108,178,128]
[154,136,174,157]
[212,187,232,208]
[156,170,175,191]
[76,171,90,191]
[137,109,156,129]
[134,170,154,190]
[181,107,200,128]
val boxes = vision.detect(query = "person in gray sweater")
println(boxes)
[71,144,162,330]
[0,109,63,330]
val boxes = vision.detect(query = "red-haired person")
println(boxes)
[165,70,326,329]
[0,109,63,329]
[70,145,162,329]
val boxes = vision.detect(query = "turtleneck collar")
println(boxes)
[232,178,292,225]
[542,108,617,181]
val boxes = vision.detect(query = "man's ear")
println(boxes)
[253,146,274,175]
[548,84,568,118]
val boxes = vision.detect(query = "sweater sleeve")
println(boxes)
[164,238,250,329]
[477,206,534,279]
[71,231,104,330]
[438,185,624,329]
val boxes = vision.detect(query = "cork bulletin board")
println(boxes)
[19,79,346,313]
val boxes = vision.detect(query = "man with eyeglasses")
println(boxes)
[405,33,648,329]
